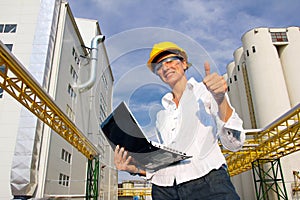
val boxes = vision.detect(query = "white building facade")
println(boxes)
[0,0,117,199]
[227,26,300,200]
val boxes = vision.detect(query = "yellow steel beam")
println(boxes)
[0,41,99,160]
[118,188,152,197]
[225,103,300,176]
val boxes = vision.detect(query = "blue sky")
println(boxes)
[69,0,300,107]
[68,0,300,182]
[69,0,299,74]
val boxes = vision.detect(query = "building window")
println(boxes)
[237,65,240,71]
[72,47,76,57]
[0,24,17,33]
[5,44,13,51]
[70,65,78,83]
[229,78,232,84]
[59,173,70,187]
[61,149,65,160]
[61,148,72,164]
[234,75,237,81]
[66,104,75,121]
[246,50,249,57]
[102,74,108,89]
[65,176,69,187]
[271,32,288,43]
[72,47,80,66]
[68,84,76,99]
[59,173,63,185]
[252,46,256,53]
[99,93,107,122]
[67,152,71,163]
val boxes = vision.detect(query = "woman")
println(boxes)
[114,41,244,200]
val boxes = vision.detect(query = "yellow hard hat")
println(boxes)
[147,41,191,73]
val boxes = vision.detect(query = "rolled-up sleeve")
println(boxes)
[218,111,245,151]
[213,95,245,152]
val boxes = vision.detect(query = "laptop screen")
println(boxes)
[100,101,192,171]
[101,102,158,153]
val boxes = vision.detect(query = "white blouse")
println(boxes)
[146,78,245,186]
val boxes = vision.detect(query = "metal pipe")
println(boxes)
[76,35,105,92]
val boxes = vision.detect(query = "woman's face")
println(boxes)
[155,55,188,87]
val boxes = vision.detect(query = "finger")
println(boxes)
[116,146,125,161]
[122,150,128,161]
[204,61,210,76]
[114,145,119,158]
[114,145,120,153]
[125,156,132,165]
[114,145,121,166]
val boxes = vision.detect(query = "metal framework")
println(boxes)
[224,103,300,176]
[118,188,152,199]
[0,43,99,159]
[0,42,100,197]
[86,158,100,200]
[252,159,288,200]
[292,171,300,198]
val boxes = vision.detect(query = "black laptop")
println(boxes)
[100,101,192,171]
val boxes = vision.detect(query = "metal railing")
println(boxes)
[224,103,300,176]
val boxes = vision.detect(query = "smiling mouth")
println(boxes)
[164,71,174,78]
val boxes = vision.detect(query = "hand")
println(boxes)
[203,61,228,105]
[114,145,139,173]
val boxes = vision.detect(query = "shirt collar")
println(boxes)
[161,78,196,109]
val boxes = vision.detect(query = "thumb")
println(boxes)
[204,61,210,76]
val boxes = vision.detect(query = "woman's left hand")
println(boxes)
[203,61,228,105]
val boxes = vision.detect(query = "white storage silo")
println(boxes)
[277,27,300,107]
[226,61,243,118]
[233,47,253,129]
[242,28,291,128]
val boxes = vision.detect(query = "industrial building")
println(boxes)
[0,0,117,199]
[227,26,300,200]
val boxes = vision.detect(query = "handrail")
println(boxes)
[224,103,300,176]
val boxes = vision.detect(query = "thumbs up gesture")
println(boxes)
[203,61,228,105]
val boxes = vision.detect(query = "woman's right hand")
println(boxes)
[114,145,138,172]
[114,145,147,176]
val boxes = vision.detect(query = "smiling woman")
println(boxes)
[106,28,214,185]
[113,40,244,200]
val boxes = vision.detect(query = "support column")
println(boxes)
[86,157,99,200]
[252,158,288,200]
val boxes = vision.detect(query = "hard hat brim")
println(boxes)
[147,49,191,72]
[147,49,192,73]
